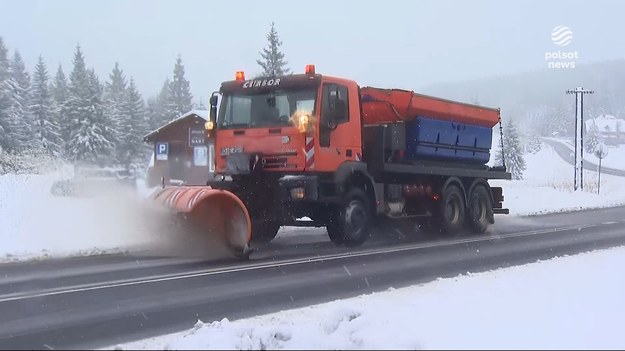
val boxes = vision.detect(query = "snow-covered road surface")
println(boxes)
[3,205,625,349]
[115,245,625,350]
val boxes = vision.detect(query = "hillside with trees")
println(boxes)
[421,59,625,139]
[0,37,200,174]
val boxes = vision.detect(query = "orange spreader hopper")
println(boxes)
[151,186,252,258]
[360,87,500,128]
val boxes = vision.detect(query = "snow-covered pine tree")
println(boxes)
[7,51,33,149]
[89,68,116,164]
[195,98,206,110]
[256,22,290,77]
[585,123,602,154]
[66,45,89,160]
[104,62,127,155]
[145,79,173,131]
[117,78,148,169]
[158,78,174,122]
[495,118,526,180]
[66,45,114,165]
[30,55,62,155]
[0,37,11,151]
[145,96,160,131]
[168,56,193,119]
[51,65,69,153]
[526,134,543,154]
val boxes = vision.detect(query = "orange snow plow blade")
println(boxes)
[151,186,252,258]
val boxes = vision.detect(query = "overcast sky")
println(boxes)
[1,0,623,102]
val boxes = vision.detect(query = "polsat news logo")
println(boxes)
[545,25,578,69]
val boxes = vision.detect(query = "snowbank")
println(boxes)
[0,172,159,262]
[114,246,625,350]
[490,144,625,216]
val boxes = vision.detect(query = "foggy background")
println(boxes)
[1,0,623,100]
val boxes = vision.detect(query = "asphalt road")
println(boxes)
[1,206,625,350]
[542,138,625,177]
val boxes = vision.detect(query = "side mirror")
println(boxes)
[209,93,219,122]
[209,94,218,107]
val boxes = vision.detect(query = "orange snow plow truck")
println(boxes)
[153,65,510,258]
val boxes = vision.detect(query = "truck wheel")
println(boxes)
[328,188,372,247]
[326,221,345,244]
[439,184,465,234]
[466,185,493,234]
[251,221,280,244]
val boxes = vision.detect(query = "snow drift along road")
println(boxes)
[0,173,238,262]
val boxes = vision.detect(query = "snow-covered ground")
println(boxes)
[490,143,625,215]
[586,144,625,170]
[112,246,625,350]
[0,171,160,262]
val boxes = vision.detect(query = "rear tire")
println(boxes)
[441,185,465,234]
[466,185,493,234]
[428,184,465,235]
[250,221,280,244]
[327,188,372,247]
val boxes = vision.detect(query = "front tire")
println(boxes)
[327,188,372,247]
[250,221,280,244]
[326,221,345,244]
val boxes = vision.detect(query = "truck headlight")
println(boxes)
[291,110,313,133]
[290,187,305,199]
[205,120,215,131]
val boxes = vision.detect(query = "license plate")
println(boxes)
[221,147,243,156]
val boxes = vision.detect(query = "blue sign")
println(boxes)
[155,142,168,160]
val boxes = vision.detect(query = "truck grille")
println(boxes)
[262,152,298,169]
[263,157,288,168]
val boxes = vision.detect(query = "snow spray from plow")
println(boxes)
[151,186,253,258]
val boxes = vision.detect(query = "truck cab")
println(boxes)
[211,65,362,175]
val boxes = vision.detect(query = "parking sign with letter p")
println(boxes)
[156,142,168,160]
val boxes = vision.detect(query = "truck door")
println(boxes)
[315,82,361,172]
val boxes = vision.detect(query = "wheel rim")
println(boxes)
[345,200,367,238]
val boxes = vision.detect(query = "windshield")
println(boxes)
[218,89,316,129]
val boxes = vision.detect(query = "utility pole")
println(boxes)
[566,87,594,191]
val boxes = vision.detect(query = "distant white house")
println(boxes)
[585,114,625,145]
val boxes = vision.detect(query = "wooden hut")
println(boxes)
[144,110,215,187]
